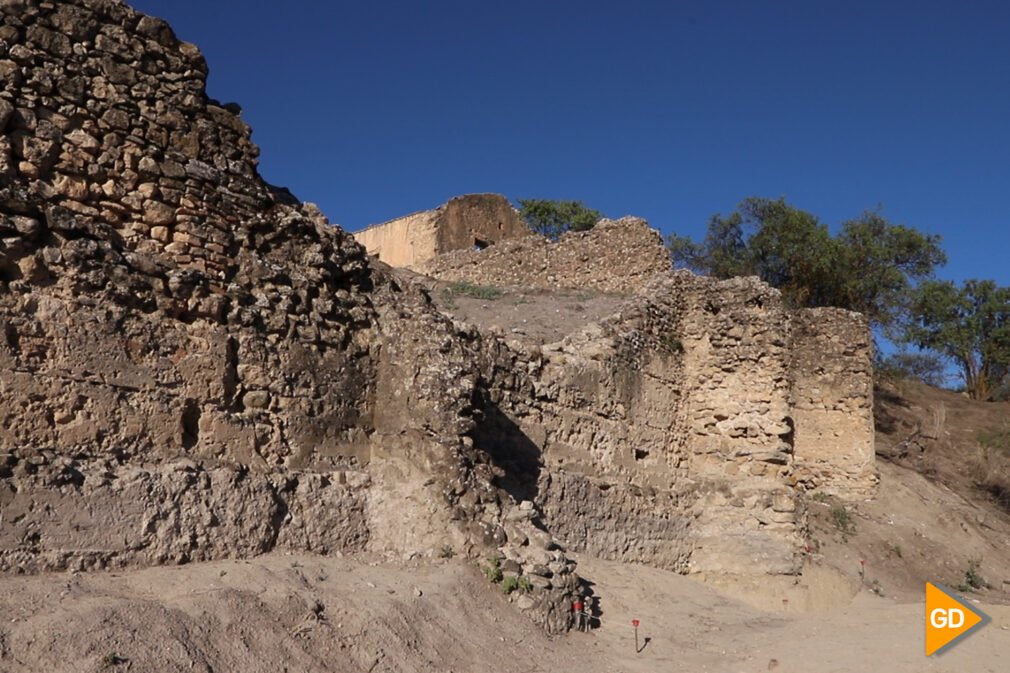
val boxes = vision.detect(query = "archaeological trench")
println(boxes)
[0,0,877,635]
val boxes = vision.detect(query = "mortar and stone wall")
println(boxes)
[353,193,530,269]
[0,0,381,469]
[424,216,671,294]
[0,3,583,630]
[789,308,877,495]
[472,270,876,586]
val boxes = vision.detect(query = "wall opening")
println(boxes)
[181,399,201,450]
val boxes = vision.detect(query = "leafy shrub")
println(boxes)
[877,351,949,387]
[501,575,533,594]
[517,198,602,239]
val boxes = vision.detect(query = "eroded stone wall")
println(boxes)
[789,308,877,495]
[0,454,370,572]
[423,216,671,293]
[0,3,583,634]
[0,0,378,469]
[354,194,529,269]
[472,271,874,584]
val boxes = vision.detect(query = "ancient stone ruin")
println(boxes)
[352,193,530,270]
[0,0,877,634]
[426,215,672,293]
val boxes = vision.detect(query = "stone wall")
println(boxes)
[423,216,671,294]
[353,193,530,269]
[471,271,875,587]
[0,454,370,572]
[0,2,583,634]
[353,207,439,269]
[789,308,877,495]
[474,272,804,582]
[0,0,377,470]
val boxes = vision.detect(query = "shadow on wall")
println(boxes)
[471,401,542,503]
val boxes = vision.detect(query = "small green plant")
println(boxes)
[438,545,455,559]
[830,505,854,536]
[812,491,830,503]
[870,579,884,596]
[102,652,123,668]
[958,557,987,592]
[447,281,503,301]
[482,555,503,583]
[500,575,534,594]
[659,333,684,354]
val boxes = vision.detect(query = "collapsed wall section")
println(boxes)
[424,216,671,293]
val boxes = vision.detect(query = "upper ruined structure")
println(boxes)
[353,193,531,269]
[425,215,672,293]
[0,0,877,631]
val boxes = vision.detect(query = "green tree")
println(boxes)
[905,279,1010,400]
[517,199,602,239]
[668,212,750,278]
[668,197,946,326]
[835,211,947,328]
[740,197,839,309]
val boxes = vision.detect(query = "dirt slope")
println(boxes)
[2,550,1007,673]
[804,380,1010,605]
[0,553,587,673]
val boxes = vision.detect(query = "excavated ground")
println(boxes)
[392,267,628,346]
[2,545,1007,673]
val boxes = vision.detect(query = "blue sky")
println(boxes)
[129,0,1009,288]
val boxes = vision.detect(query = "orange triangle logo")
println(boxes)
[925,582,991,656]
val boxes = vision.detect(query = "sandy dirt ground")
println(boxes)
[1,549,1006,673]
[576,554,1009,673]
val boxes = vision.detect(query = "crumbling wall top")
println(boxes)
[423,216,670,294]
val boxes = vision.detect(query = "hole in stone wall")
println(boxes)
[474,237,490,251]
[780,416,795,451]
[181,399,201,450]
[634,449,650,461]
[3,321,19,354]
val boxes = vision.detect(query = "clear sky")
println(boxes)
[129,0,1009,288]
